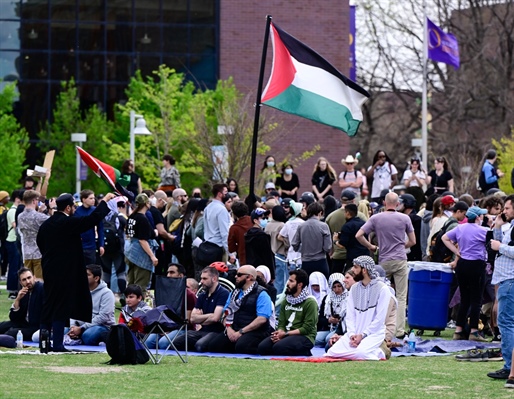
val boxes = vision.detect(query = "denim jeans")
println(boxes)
[82,325,110,346]
[498,279,514,371]
[274,254,288,295]
[5,240,21,292]
[145,329,184,350]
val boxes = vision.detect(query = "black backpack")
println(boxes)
[0,210,11,242]
[103,214,121,254]
[429,218,457,263]
[106,324,149,365]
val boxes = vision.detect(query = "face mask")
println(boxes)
[285,168,293,175]
[267,161,275,168]
[259,219,268,229]
[149,198,157,207]
[193,193,201,198]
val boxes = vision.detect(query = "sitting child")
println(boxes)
[119,284,152,331]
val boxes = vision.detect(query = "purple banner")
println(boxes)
[80,159,88,181]
[349,5,356,81]
[427,17,460,69]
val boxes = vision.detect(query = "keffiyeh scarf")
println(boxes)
[224,282,257,326]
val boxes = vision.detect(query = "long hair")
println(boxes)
[371,150,394,166]
[313,157,337,181]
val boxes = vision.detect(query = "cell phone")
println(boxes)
[501,213,507,222]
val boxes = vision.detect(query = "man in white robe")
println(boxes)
[325,255,391,360]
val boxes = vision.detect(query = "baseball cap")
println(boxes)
[341,189,356,201]
[466,206,487,220]
[450,201,469,212]
[265,182,276,190]
[251,207,269,220]
[441,195,456,206]
[135,193,150,206]
[399,193,416,209]
[299,192,315,206]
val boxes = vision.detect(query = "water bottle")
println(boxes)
[408,331,416,353]
[40,329,50,354]
[16,330,23,349]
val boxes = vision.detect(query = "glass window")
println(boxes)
[106,23,132,52]
[106,54,132,82]
[162,26,188,54]
[190,27,215,54]
[78,24,104,51]
[77,83,105,110]
[135,26,161,53]
[0,21,21,51]
[187,54,216,88]
[0,50,20,82]
[190,0,215,23]
[78,0,104,22]
[135,0,161,23]
[21,1,49,20]
[20,51,49,80]
[1,1,20,19]
[50,52,76,81]
[106,0,132,23]
[21,22,49,51]
[50,0,76,21]
[51,23,76,51]
[78,53,105,81]
[162,0,188,24]
[136,55,161,78]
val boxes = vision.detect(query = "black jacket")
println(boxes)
[9,281,45,328]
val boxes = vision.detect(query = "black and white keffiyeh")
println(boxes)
[224,282,257,325]
[286,286,311,305]
[324,273,347,319]
[354,255,379,279]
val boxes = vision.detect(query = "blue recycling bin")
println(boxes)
[408,262,453,331]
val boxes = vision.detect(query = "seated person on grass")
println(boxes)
[0,268,44,340]
[315,273,347,348]
[174,266,230,352]
[145,263,196,349]
[68,264,116,345]
[258,269,318,356]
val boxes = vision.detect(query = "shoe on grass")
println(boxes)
[469,332,488,342]
[505,379,514,388]
[455,349,487,362]
[488,368,510,379]
[492,333,502,343]
[487,349,503,362]
[452,331,465,340]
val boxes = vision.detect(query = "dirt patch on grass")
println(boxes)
[45,366,127,374]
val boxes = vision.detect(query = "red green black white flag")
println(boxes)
[261,22,370,136]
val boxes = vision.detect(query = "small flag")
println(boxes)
[427,18,460,69]
[76,147,133,201]
[261,22,369,137]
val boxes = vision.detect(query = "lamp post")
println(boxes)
[129,110,152,169]
[71,133,87,194]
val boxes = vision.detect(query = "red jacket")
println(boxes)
[228,216,253,264]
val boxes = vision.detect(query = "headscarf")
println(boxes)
[353,255,379,280]
[308,272,329,307]
[289,200,303,220]
[324,273,347,319]
[256,265,271,284]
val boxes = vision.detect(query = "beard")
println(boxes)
[353,270,364,282]
[285,284,297,296]
[236,279,246,289]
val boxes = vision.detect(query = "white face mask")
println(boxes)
[267,161,275,168]
[149,197,157,207]
[285,168,293,175]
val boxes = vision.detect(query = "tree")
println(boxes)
[0,82,29,192]
[493,128,514,194]
[38,79,116,195]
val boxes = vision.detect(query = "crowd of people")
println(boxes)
[1,149,514,386]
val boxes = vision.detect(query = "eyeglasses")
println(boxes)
[236,273,249,278]
[345,162,355,165]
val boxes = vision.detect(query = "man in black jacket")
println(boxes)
[0,268,44,340]
[336,204,370,272]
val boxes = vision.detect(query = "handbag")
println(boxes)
[196,241,224,265]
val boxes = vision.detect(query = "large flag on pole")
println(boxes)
[427,18,460,69]
[261,22,369,137]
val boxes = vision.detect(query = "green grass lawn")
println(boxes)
[0,281,511,399]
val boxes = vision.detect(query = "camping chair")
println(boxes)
[140,276,188,364]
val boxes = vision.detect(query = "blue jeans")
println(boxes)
[145,330,184,350]
[82,325,110,346]
[315,330,336,347]
[274,254,288,295]
[6,241,21,292]
[498,279,514,371]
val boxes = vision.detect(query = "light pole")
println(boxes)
[71,133,87,194]
[129,110,152,169]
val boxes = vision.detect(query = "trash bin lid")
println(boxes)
[407,261,453,273]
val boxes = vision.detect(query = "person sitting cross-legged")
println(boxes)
[174,266,230,352]
[258,269,318,356]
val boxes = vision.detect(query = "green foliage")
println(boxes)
[38,79,116,195]
[493,129,514,195]
[0,82,29,192]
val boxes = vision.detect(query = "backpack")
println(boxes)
[0,210,12,242]
[106,324,149,365]
[103,214,121,254]
[429,218,457,263]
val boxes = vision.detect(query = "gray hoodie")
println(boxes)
[72,280,115,330]
[420,210,433,257]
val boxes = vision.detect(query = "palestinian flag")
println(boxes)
[76,147,133,200]
[261,22,370,136]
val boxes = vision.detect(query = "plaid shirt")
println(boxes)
[492,222,514,285]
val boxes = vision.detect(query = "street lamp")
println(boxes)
[71,133,87,194]
[130,110,152,169]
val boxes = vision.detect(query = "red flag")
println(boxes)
[76,146,120,190]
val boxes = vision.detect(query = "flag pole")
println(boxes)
[421,1,428,171]
[249,15,272,198]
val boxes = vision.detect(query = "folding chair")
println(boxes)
[140,276,188,364]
